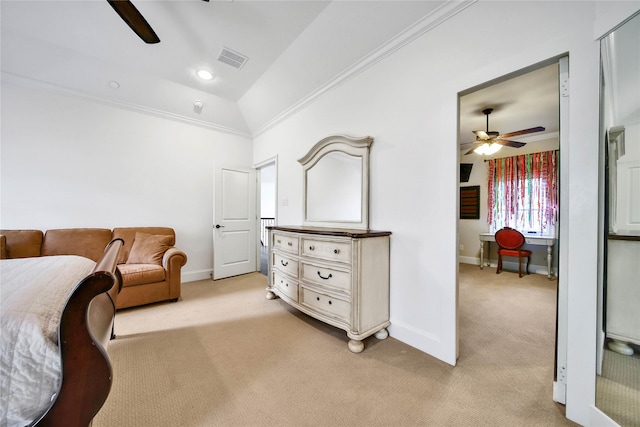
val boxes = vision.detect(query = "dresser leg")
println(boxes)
[607,339,634,356]
[348,339,365,353]
[265,289,277,300]
[374,328,389,340]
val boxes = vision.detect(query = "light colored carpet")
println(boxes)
[94,265,577,426]
[596,347,640,427]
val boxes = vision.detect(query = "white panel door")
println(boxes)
[213,164,257,280]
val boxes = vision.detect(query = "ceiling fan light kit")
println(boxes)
[474,142,502,156]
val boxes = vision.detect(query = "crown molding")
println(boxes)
[252,0,477,137]
[1,72,252,138]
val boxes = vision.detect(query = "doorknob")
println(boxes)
[215,224,225,229]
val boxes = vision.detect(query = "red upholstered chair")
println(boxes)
[495,227,531,278]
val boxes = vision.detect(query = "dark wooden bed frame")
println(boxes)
[31,238,124,427]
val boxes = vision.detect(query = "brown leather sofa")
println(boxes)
[0,227,187,309]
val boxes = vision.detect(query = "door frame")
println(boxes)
[254,156,279,272]
[455,54,567,403]
[554,55,569,404]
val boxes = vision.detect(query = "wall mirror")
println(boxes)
[597,10,640,427]
[299,134,373,230]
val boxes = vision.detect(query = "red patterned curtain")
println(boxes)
[487,151,558,234]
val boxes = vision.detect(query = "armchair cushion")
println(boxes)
[126,232,173,265]
[117,263,166,287]
[112,227,175,264]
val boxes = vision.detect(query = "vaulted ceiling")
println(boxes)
[2,0,455,135]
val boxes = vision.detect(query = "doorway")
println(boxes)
[256,159,277,276]
[457,58,564,403]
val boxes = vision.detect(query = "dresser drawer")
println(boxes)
[301,238,351,263]
[301,262,351,294]
[272,271,298,302]
[301,287,350,323]
[272,232,298,255]
[272,252,298,277]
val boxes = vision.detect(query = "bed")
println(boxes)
[1,238,123,427]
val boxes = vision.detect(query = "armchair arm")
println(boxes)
[0,235,6,259]
[162,247,188,300]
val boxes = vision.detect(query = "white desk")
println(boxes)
[479,232,556,279]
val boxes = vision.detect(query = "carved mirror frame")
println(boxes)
[299,134,373,230]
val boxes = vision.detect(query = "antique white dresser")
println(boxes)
[266,134,390,352]
[266,226,391,353]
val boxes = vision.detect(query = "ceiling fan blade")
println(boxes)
[496,139,526,148]
[460,141,478,150]
[107,0,160,44]
[500,126,545,139]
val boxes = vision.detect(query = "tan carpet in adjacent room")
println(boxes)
[93,264,577,427]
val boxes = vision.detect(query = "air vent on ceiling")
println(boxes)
[217,47,248,70]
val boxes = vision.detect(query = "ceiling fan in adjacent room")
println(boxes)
[464,108,545,155]
[107,0,210,44]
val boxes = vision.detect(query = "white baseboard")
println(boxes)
[388,319,456,366]
[182,269,213,283]
[552,381,566,404]
[458,256,478,265]
[589,405,621,427]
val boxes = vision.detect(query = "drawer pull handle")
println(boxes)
[281,260,288,267]
[334,249,339,254]
[317,271,333,280]
[277,239,282,244]
[309,245,315,251]
[315,296,331,305]
[288,242,293,246]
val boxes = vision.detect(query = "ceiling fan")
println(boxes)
[107,0,210,44]
[464,108,545,155]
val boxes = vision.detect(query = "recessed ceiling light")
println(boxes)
[196,69,214,80]
[109,80,120,89]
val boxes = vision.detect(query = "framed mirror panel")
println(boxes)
[596,11,640,426]
[299,135,373,230]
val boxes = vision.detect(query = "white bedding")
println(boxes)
[0,256,96,427]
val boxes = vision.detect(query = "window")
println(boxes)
[487,151,558,235]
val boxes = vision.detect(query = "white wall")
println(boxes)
[254,0,587,363]
[252,2,639,425]
[0,81,253,282]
